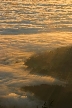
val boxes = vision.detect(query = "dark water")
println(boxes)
[0,0,72,108]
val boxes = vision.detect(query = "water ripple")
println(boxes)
[0,0,72,34]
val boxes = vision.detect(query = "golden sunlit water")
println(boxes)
[0,0,72,108]
[0,0,72,34]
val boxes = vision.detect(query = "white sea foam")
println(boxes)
[0,0,72,107]
[0,33,71,107]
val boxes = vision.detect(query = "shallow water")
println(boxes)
[0,0,72,107]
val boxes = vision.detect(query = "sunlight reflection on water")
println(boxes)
[0,0,72,34]
[0,0,72,107]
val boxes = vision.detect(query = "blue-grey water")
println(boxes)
[0,0,72,108]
